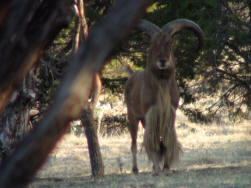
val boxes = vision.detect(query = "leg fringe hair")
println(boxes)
[144,97,182,167]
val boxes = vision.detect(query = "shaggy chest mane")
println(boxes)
[150,66,175,80]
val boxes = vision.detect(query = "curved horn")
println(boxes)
[137,19,161,37]
[162,18,204,50]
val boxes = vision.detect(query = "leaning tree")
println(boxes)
[0,0,151,187]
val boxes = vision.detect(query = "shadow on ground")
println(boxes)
[32,163,251,188]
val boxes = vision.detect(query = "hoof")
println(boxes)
[152,166,161,176]
[132,167,139,174]
[163,164,170,170]
[163,169,175,176]
[163,164,174,176]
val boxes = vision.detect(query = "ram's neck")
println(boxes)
[147,66,174,82]
[144,68,174,93]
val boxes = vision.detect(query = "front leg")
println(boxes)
[128,113,139,174]
[144,105,162,175]
[163,106,181,172]
[151,153,161,175]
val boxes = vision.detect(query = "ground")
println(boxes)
[29,107,251,188]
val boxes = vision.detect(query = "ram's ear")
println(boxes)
[162,18,204,51]
[137,19,161,37]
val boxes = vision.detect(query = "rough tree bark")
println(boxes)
[0,0,70,113]
[0,0,72,164]
[81,107,104,176]
[73,0,104,177]
[0,69,37,164]
[0,0,150,187]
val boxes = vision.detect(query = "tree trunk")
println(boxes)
[0,69,37,164]
[0,0,70,165]
[73,0,104,177]
[81,107,104,176]
[73,0,88,51]
[0,1,70,114]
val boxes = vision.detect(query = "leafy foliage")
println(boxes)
[188,0,251,122]
[40,0,250,122]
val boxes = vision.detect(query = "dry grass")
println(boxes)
[30,110,251,188]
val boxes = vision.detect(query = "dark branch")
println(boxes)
[0,0,150,187]
[0,0,72,114]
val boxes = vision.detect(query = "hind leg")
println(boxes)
[128,113,139,174]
